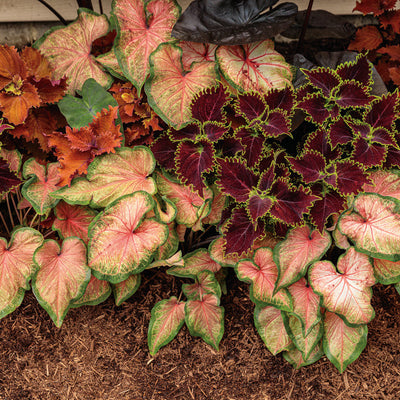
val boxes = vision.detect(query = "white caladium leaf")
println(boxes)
[338,193,400,261]
[323,311,368,373]
[254,305,292,355]
[168,248,221,279]
[309,247,375,326]
[283,341,324,369]
[32,237,91,327]
[52,146,156,209]
[71,274,112,307]
[185,293,224,350]
[0,228,43,318]
[88,192,169,283]
[22,159,60,215]
[148,296,186,356]
[236,247,293,312]
[182,270,221,300]
[373,258,400,285]
[282,314,323,360]
[363,170,400,201]
[287,278,321,337]
[112,274,141,306]
[273,225,331,292]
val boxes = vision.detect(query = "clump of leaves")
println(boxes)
[349,0,400,87]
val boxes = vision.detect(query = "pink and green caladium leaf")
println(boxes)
[34,9,113,94]
[182,270,221,300]
[372,258,400,285]
[283,341,324,369]
[216,40,293,92]
[179,41,217,70]
[153,222,179,260]
[236,247,293,312]
[323,311,368,373]
[363,170,400,201]
[254,305,292,355]
[32,237,91,327]
[338,193,400,261]
[209,237,243,268]
[88,191,168,283]
[52,146,156,209]
[112,274,141,306]
[273,225,331,292]
[168,248,221,279]
[71,274,112,307]
[148,296,186,356]
[52,201,97,244]
[287,278,322,338]
[22,159,61,215]
[145,43,217,128]
[0,228,43,319]
[282,314,323,361]
[112,0,180,92]
[185,293,224,350]
[309,247,375,326]
[148,251,183,270]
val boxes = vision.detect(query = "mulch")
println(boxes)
[1,268,400,400]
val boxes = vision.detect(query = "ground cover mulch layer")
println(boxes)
[0,268,400,400]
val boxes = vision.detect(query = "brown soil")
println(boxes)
[1,268,400,400]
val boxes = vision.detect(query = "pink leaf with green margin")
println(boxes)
[323,311,368,373]
[309,247,375,326]
[338,193,400,260]
[155,171,209,227]
[96,50,125,80]
[283,342,324,369]
[168,248,221,279]
[185,293,224,350]
[201,185,226,225]
[179,41,216,70]
[35,9,112,94]
[254,305,292,355]
[236,247,292,312]
[148,296,185,355]
[21,159,60,215]
[273,225,331,292]
[282,314,323,360]
[287,278,322,337]
[153,222,179,260]
[182,270,221,300]
[71,274,112,307]
[32,237,90,327]
[373,258,400,285]
[52,201,97,244]
[209,236,243,267]
[363,170,400,201]
[0,228,43,318]
[145,43,217,128]
[216,40,293,92]
[112,274,141,306]
[152,196,177,225]
[88,192,168,283]
[112,0,180,92]
[148,250,183,270]
[52,146,156,208]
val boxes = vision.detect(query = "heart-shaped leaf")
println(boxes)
[323,311,368,373]
[145,43,217,128]
[112,274,141,306]
[373,258,400,285]
[283,342,324,369]
[182,270,221,300]
[273,225,331,292]
[309,247,375,326]
[34,9,113,94]
[254,305,292,355]
[185,293,224,350]
[363,170,400,201]
[338,193,400,261]
[148,296,186,355]
[0,228,43,319]
[32,237,91,327]
[71,274,112,307]
[88,192,169,283]
[52,146,156,208]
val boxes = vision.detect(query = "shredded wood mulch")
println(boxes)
[0,269,399,400]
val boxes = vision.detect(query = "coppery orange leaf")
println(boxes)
[348,25,383,51]
[0,45,26,90]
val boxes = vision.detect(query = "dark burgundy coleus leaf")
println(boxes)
[335,160,369,195]
[217,158,258,202]
[151,133,178,170]
[235,92,267,123]
[352,136,388,167]
[215,137,243,158]
[223,206,265,255]
[176,140,215,194]
[334,81,371,108]
[336,54,372,86]
[364,92,399,130]
[302,68,341,97]
[235,126,266,167]
[287,150,327,184]
[328,118,354,148]
[257,110,291,138]
[304,128,342,162]
[298,93,338,124]
[258,162,276,192]
[247,194,272,222]
[383,146,400,169]
[0,158,21,196]
[191,85,228,124]
[169,123,200,141]
[203,122,227,142]
[264,86,294,112]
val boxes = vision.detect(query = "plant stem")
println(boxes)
[10,194,22,226]
[0,211,10,236]
[296,0,314,53]
[6,194,15,229]
[77,0,94,10]
[37,0,68,25]
[99,0,103,14]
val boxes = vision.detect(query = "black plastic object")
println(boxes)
[171,0,298,45]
